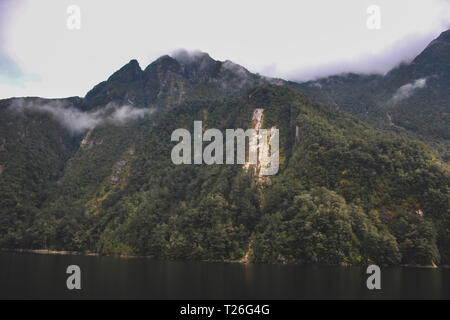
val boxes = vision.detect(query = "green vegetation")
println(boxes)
[1,34,449,266]
[295,30,450,146]
[1,84,448,266]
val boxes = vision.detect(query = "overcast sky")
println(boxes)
[0,0,449,99]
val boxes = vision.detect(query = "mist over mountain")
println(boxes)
[295,29,450,142]
[0,30,449,266]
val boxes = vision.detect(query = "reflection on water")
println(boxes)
[0,252,449,299]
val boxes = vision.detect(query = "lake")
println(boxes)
[1,251,449,299]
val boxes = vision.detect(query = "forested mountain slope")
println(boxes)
[294,29,450,144]
[0,46,449,266]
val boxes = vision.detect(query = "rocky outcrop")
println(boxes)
[80,128,94,148]
[110,146,136,185]
[110,160,128,184]
[244,109,278,181]
[84,51,284,110]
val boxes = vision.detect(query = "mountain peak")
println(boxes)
[437,28,450,41]
[170,50,220,79]
[128,59,140,66]
[84,50,275,108]
[407,29,450,74]
[421,29,450,51]
[171,49,214,65]
[108,59,142,82]
[143,55,181,74]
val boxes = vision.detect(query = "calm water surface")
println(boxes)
[1,252,449,299]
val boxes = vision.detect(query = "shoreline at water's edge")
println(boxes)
[0,248,152,259]
[1,248,447,268]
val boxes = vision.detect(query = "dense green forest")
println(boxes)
[0,32,449,266]
[294,30,450,158]
[0,84,448,266]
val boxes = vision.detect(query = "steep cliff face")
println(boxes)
[243,108,278,181]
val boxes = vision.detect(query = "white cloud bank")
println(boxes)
[391,78,427,103]
[1,0,449,98]
[10,99,154,134]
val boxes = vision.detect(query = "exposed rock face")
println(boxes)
[80,127,103,150]
[83,51,282,110]
[110,146,136,185]
[110,160,128,184]
[80,128,94,148]
[243,108,278,180]
[243,108,265,172]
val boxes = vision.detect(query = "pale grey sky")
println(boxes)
[0,0,449,99]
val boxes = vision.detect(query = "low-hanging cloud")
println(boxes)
[2,0,449,99]
[286,32,443,82]
[110,105,152,124]
[9,99,154,134]
[391,78,427,103]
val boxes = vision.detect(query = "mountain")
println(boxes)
[84,51,280,110]
[0,42,449,266]
[295,29,450,144]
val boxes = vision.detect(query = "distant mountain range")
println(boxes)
[0,30,448,266]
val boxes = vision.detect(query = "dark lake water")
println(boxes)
[1,251,449,299]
